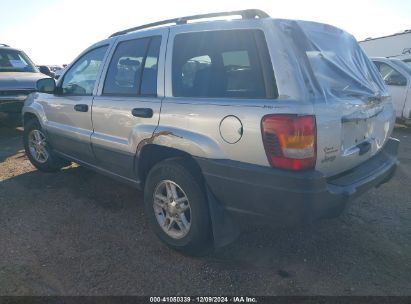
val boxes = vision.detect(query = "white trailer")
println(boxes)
[359,30,411,63]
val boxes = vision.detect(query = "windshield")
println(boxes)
[0,49,37,72]
[391,59,411,76]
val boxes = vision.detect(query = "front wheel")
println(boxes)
[23,119,69,172]
[144,159,212,256]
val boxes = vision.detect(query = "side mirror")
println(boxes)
[36,78,56,93]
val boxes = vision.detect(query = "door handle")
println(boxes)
[132,108,153,118]
[74,104,88,112]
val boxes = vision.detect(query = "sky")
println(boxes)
[0,0,410,65]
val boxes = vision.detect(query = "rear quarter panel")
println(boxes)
[154,98,314,165]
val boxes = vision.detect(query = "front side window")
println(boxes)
[172,30,275,99]
[103,36,161,96]
[0,49,37,73]
[374,61,407,86]
[61,46,108,95]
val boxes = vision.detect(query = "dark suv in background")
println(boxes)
[0,44,46,126]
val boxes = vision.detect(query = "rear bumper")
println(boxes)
[196,137,399,225]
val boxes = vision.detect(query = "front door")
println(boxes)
[91,30,167,179]
[43,45,109,163]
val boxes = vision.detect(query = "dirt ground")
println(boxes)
[0,125,410,296]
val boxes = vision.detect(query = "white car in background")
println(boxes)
[372,57,411,125]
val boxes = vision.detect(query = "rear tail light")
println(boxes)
[261,115,316,171]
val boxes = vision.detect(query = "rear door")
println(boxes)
[91,29,167,179]
[373,60,408,119]
[43,44,109,163]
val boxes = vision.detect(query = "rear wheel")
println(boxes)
[23,119,69,172]
[144,159,212,256]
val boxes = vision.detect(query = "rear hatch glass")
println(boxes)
[274,19,388,101]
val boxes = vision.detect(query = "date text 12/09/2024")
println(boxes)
[149,297,257,303]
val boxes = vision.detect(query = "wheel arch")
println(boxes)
[137,143,241,250]
[22,98,47,129]
[23,112,39,124]
[136,144,205,187]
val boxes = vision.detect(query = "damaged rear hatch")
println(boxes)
[274,19,396,176]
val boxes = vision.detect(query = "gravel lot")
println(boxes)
[0,126,410,296]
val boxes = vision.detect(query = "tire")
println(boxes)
[23,119,68,172]
[144,159,212,256]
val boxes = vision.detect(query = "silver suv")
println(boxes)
[22,10,399,255]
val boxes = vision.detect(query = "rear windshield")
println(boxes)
[274,20,388,101]
[0,49,37,73]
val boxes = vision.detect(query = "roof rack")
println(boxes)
[109,9,270,38]
[0,43,10,47]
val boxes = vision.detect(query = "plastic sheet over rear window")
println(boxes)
[272,19,389,103]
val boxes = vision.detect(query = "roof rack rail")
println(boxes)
[0,43,10,47]
[109,9,270,38]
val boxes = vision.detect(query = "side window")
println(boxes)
[172,30,276,99]
[61,46,108,95]
[141,36,161,96]
[222,50,259,95]
[103,36,161,96]
[374,62,407,86]
[181,55,211,89]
